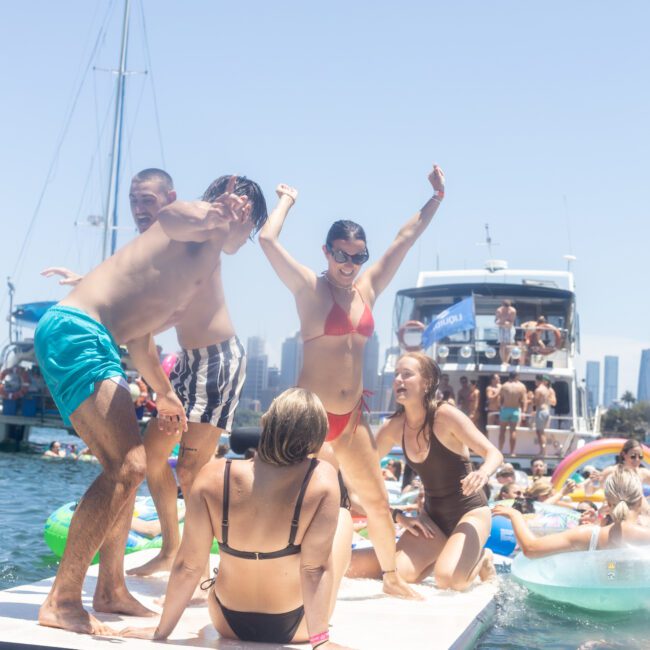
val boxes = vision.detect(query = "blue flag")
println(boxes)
[421,297,476,348]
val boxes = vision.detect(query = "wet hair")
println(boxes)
[508,371,518,381]
[49,441,60,451]
[257,388,328,467]
[605,468,643,522]
[132,168,174,191]
[389,352,441,448]
[325,220,367,248]
[616,438,643,465]
[201,175,268,234]
[386,459,402,481]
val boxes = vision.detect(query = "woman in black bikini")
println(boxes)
[121,388,352,649]
[349,352,502,591]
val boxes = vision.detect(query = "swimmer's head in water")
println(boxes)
[258,388,328,467]
[129,168,176,233]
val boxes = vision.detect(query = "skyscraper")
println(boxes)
[241,336,268,409]
[280,333,303,390]
[585,361,600,415]
[603,355,619,407]
[363,332,380,410]
[638,349,650,403]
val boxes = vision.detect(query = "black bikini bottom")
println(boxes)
[213,591,304,644]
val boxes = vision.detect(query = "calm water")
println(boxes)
[1,432,648,649]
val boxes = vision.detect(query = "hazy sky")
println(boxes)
[1,1,648,395]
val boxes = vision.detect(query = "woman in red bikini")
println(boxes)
[259,165,445,598]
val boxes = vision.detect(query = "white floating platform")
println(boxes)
[0,549,496,650]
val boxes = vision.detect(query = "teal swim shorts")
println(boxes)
[499,407,520,424]
[34,305,126,425]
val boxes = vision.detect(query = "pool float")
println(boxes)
[512,546,650,611]
[485,501,580,557]
[44,495,218,563]
[551,438,650,490]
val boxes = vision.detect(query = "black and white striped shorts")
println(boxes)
[169,336,246,432]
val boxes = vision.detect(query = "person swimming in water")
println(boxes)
[348,352,502,590]
[120,388,353,649]
[259,165,445,598]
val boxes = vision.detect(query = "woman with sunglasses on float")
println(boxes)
[595,439,650,511]
[259,165,445,598]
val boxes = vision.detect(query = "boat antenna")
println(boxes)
[476,223,499,258]
[102,0,132,260]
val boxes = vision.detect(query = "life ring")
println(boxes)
[524,324,562,355]
[397,320,425,351]
[0,366,31,400]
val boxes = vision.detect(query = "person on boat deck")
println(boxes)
[121,388,353,649]
[494,468,650,557]
[33,175,259,636]
[42,169,274,585]
[485,373,502,426]
[533,374,552,456]
[347,352,502,591]
[495,299,517,364]
[436,373,456,402]
[258,165,445,599]
[457,376,479,427]
[43,440,66,458]
[498,371,527,456]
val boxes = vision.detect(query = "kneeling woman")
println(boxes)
[122,388,352,649]
[349,352,503,590]
[494,468,650,555]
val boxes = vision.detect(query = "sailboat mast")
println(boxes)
[101,0,131,261]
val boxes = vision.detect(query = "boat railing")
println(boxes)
[429,327,570,368]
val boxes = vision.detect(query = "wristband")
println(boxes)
[432,189,445,202]
[391,508,403,523]
[310,630,329,648]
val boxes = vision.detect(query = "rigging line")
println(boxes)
[9,0,118,293]
[563,194,573,255]
[139,0,166,167]
[125,73,148,172]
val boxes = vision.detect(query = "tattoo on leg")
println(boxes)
[180,442,198,457]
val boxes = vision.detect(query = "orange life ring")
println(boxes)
[524,324,562,355]
[0,367,31,400]
[397,320,425,351]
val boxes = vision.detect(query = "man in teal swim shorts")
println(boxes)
[34,176,265,636]
[498,371,527,455]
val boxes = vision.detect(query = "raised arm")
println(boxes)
[299,466,342,647]
[157,177,248,243]
[363,165,444,298]
[436,403,503,496]
[258,184,317,295]
[492,505,590,558]
[125,333,187,434]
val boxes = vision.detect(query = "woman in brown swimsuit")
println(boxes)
[349,352,502,590]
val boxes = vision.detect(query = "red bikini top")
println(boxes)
[304,283,375,343]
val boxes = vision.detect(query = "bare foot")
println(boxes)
[382,570,424,600]
[478,548,497,582]
[126,552,175,577]
[93,586,157,617]
[39,598,116,635]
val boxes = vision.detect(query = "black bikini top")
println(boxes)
[219,458,319,560]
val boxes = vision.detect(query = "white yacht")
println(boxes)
[391,258,598,462]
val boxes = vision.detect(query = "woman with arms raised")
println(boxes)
[494,468,650,557]
[259,165,445,598]
[350,352,502,590]
[122,388,352,649]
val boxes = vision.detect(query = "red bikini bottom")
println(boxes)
[325,391,372,442]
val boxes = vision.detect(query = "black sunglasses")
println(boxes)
[628,453,642,460]
[327,245,369,265]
